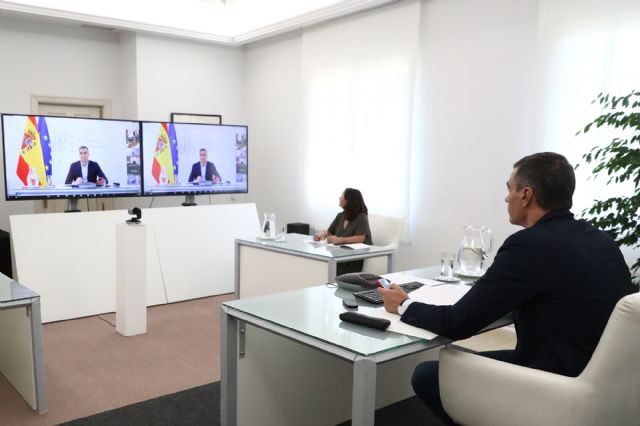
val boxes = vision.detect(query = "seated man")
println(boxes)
[379,152,634,425]
[65,145,108,186]
[188,148,221,183]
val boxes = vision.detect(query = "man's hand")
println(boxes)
[73,177,84,185]
[213,176,221,183]
[96,176,105,186]
[377,284,409,314]
[194,176,202,183]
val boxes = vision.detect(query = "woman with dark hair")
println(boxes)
[313,188,373,274]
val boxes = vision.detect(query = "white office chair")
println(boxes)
[362,214,405,275]
[438,292,640,426]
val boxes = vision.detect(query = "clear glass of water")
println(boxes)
[440,251,455,278]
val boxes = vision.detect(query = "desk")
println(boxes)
[235,233,395,298]
[0,273,47,414]
[221,266,509,426]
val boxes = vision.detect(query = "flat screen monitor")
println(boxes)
[141,121,248,197]
[2,114,142,200]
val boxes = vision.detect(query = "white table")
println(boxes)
[221,265,510,425]
[235,233,395,298]
[0,274,47,414]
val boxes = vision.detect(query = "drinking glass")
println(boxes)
[440,251,455,278]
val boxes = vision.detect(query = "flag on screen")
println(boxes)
[151,122,178,184]
[38,117,52,183]
[16,116,48,187]
[168,122,179,176]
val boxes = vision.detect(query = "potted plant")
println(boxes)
[576,89,639,289]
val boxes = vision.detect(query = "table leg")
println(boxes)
[328,260,337,282]
[387,252,395,274]
[352,356,376,426]
[30,299,47,414]
[221,308,238,426]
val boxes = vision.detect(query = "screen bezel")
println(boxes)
[1,113,144,201]
[140,120,249,198]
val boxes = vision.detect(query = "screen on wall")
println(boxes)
[141,121,248,197]
[1,113,142,200]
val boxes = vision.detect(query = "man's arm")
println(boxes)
[93,162,108,185]
[65,163,76,184]
[400,235,539,340]
[210,162,221,183]
[187,164,197,182]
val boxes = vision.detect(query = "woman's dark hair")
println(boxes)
[343,188,368,220]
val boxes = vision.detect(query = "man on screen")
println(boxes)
[65,146,108,186]
[188,148,221,183]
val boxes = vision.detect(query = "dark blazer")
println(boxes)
[65,160,108,184]
[401,210,633,377]
[188,161,221,182]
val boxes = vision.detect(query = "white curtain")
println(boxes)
[535,0,640,212]
[300,1,420,232]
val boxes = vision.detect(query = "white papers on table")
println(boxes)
[366,284,472,340]
[381,272,441,287]
[409,283,471,305]
[304,239,327,244]
[341,243,369,249]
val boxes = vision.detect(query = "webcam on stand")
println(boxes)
[126,207,142,224]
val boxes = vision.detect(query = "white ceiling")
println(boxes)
[0,0,398,45]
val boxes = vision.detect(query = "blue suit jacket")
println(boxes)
[188,161,221,182]
[401,210,633,377]
[65,160,108,184]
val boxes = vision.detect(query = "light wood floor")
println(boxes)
[0,295,516,425]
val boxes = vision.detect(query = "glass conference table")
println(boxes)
[0,273,47,414]
[221,265,510,426]
[235,233,395,298]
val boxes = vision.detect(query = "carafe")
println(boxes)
[262,213,277,238]
[457,226,494,274]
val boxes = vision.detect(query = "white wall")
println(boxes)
[244,32,305,228]
[401,0,539,269]
[0,16,126,231]
[243,0,539,270]
[1,0,638,273]
[114,33,250,210]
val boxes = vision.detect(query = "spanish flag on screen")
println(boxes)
[151,122,179,184]
[16,116,52,187]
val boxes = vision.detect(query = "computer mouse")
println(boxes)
[343,299,358,309]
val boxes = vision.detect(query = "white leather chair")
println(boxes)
[438,292,640,426]
[362,214,405,275]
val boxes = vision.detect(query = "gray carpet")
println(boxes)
[60,381,444,426]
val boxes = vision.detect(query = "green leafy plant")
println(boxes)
[576,90,640,280]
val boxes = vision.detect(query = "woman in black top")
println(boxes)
[314,188,373,274]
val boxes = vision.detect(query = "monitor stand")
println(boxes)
[182,194,197,206]
[65,199,81,213]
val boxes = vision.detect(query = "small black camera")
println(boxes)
[126,207,142,224]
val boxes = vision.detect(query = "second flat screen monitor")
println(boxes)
[142,122,248,196]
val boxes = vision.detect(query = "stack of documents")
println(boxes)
[367,283,471,340]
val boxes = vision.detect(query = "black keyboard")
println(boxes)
[353,281,424,304]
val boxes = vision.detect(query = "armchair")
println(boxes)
[439,292,640,426]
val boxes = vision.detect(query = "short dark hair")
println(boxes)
[199,148,207,154]
[343,188,368,221]
[79,146,89,152]
[513,152,575,211]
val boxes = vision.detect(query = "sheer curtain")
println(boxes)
[535,0,640,212]
[300,1,420,232]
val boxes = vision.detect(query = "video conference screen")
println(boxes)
[2,114,142,200]
[141,121,248,196]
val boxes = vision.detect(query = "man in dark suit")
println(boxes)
[65,146,108,186]
[188,148,221,183]
[379,152,634,425]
